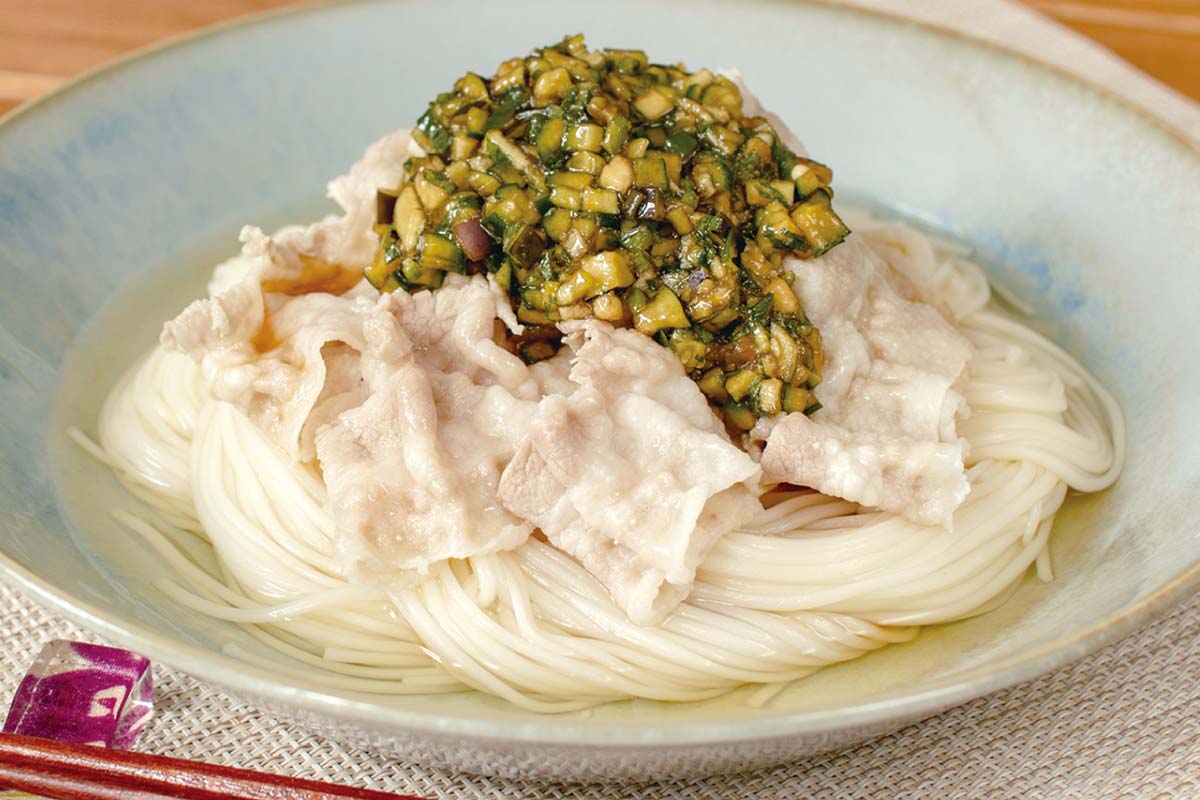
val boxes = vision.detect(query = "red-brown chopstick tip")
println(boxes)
[0,733,425,800]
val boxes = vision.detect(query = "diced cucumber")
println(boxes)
[665,131,699,158]
[602,116,630,155]
[581,187,619,214]
[790,191,850,256]
[782,383,810,414]
[724,367,759,402]
[634,287,689,335]
[549,186,582,210]
[597,156,634,192]
[534,115,566,165]
[579,250,635,294]
[375,189,399,226]
[634,87,675,120]
[547,171,593,190]
[566,123,604,152]
[533,67,572,105]
[566,151,605,174]
[698,367,728,400]
[415,109,452,155]
[503,223,547,268]
[667,329,709,371]
[791,163,823,198]
[542,207,573,241]
[418,232,464,272]
[392,186,425,255]
[633,157,669,190]
[756,202,806,251]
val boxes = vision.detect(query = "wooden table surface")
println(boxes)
[2,0,1198,117]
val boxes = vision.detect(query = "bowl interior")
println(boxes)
[1,0,1199,745]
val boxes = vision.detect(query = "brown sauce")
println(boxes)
[253,255,363,353]
[261,254,362,298]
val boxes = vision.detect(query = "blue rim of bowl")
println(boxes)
[1,0,1198,748]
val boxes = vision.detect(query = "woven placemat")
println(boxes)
[2,579,1196,798]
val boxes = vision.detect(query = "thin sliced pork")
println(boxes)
[761,237,973,526]
[499,322,762,626]
[315,279,542,574]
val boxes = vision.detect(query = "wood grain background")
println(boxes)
[1,1,1198,116]
[0,0,1195,118]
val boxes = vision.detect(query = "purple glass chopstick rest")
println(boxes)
[3,640,153,748]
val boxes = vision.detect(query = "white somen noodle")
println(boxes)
[71,213,1122,712]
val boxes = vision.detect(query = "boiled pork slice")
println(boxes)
[761,236,973,526]
[499,322,762,626]
[163,128,423,459]
[315,279,544,575]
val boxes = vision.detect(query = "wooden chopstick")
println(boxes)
[0,733,425,800]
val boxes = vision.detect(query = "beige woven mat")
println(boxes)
[2,580,1196,798]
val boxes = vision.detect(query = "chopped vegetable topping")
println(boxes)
[368,34,851,424]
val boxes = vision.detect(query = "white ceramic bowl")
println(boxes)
[1,0,1198,781]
